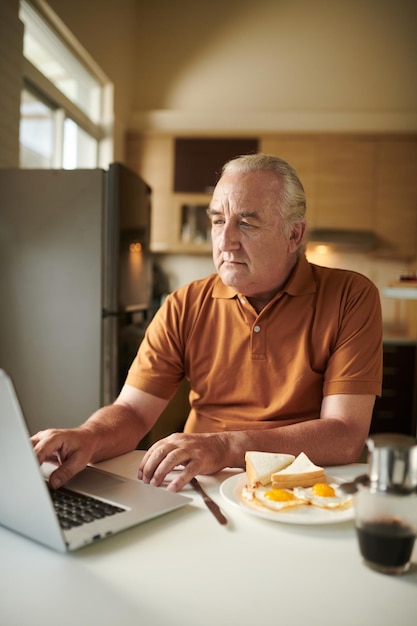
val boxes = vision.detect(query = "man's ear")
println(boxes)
[288,220,306,251]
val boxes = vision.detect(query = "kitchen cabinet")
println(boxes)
[173,137,258,251]
[375,138,417,259]
[260,136,378,232]
[172,138,259,251]
[174,137,258,193]
[126,134,216,252]
[370,342,417,437]
[261,135,376,232]
[176,194,212,249]
[126,131,417,258]
[260,136,318,221]
[315,138,376,231]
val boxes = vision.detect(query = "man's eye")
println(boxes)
[211,218,224,226]
[240,221,253,228]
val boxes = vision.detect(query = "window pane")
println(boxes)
[20,1,102,122]
[63,118,98,169]
[19,89,55,167]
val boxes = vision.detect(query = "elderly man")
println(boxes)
[32,154,382,492]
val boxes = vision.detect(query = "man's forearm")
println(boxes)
[224,418,365,469]
[81,403,147,464]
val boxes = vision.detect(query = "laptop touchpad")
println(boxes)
[66,467,126,494]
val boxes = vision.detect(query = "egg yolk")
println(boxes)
[264,489,296,502]
[311,483,336,497]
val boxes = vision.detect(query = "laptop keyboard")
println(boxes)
[49,486,125,530]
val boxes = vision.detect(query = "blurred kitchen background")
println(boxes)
[1,0,416,441]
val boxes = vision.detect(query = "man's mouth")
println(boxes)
[222,258,244,265]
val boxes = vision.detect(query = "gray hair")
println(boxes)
[220,153,307,229]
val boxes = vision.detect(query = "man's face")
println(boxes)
[208,170,304,302]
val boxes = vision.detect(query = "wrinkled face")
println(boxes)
[208,170,305,302]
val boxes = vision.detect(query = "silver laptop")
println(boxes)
[0,369,191,552]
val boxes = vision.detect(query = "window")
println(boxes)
[19,0,113,169]
[20,88,55,167]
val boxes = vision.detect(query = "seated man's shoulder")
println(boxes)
[312,263,376,291]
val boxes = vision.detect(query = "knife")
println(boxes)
[190,477,228,525]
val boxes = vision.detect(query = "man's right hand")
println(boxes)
[31,427,95,489]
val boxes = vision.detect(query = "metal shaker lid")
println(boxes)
[367,433,417,494]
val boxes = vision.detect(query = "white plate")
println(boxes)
[220,473,354,525]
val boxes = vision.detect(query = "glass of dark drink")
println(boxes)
[355,487,417,575]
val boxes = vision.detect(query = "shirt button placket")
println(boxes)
[252,323,265,358]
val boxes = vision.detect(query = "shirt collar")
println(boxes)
[212,255,317,300]
[283,254,317,296]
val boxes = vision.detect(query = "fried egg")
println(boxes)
[252,486,307,511]
[293,483,353,510]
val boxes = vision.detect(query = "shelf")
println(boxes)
[383,287,417,300]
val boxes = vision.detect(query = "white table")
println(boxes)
[1,451,416,626]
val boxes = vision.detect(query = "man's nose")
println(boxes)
[218,223,240,250]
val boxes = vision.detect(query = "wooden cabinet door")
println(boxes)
[174,137,259,193]
[315,138,376,230]
[375,138,417,260]
[260,136,318,223]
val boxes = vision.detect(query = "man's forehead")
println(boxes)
[209,187,277,217]
[213,170,280,197]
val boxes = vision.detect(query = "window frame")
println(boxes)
[19,0,113,169]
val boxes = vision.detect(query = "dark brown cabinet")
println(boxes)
[370,342,417,436]
[174,137,259,193]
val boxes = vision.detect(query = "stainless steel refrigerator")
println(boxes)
[0,163,153,434]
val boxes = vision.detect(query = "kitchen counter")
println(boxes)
[383,335,417,345]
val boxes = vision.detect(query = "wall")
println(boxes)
[47,0,417,133]
[129,0,417,133]
[0,0,23,167]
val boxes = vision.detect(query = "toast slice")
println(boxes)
[245,451,295,488]
[271,452,325,489]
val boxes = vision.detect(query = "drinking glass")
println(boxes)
[355,485,417,575]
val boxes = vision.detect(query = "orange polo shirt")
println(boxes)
[126,255,383,433]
